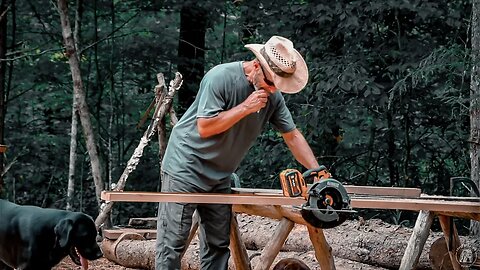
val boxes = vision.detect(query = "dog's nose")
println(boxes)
[96,246,103,258]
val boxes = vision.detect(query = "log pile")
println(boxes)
[101,214,480,270]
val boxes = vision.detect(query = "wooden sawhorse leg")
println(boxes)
[253,218,295,270]
[399,210,435,270]
[438,215,462,270]
[400,211,463,270]
[308,225,336,270]
[230,212,251,270]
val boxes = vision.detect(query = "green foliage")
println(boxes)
[1,0,474,225]
[233,0,472,193]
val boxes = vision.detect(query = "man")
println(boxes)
[156,35,319,270]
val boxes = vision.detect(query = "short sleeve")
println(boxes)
[196,75,226,118]
[270,94,296,133]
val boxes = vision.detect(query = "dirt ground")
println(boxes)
[54,255,388,270]
[54,257,137,270]
[51,215,406,270]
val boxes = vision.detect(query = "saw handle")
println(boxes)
[279,169,308,198]
[303,166,332,183]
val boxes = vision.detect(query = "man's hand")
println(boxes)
[197,90,270,138]
[242,89,269,114]
[197,89,268,138]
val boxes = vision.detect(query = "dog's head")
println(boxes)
[54,213,103,265]
[273,258,311,270]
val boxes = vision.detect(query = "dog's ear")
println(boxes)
[54,218,74,249]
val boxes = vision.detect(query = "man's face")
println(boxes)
[255,62,277,93]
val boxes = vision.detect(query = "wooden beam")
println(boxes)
[102,191,480,214]
[344,186,421,198]
[230,213,251,270]
[351,197,480,214]
[420,194,480,202]
[101,191,305,206]
[399,210,435,270]
[253,218,294,270]
[233,185,421,198]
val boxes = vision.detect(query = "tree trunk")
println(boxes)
[470,0,480,237]
[177,2,207,113]
[102,238,342,270]
[67,104,79,211]
[101,214,480,269]
[386,109,399,187]
[2,0,14,194]
[66,0,83,212]
[157,103,178,192]
[0,0,8,195]
[57,0,104,207]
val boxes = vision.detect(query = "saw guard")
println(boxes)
[301,178,353,229]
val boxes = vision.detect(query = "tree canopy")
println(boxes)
[0,0,474,224]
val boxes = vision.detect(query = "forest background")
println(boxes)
[0,0,478,230]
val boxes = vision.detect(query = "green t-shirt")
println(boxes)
[161,61,295,188]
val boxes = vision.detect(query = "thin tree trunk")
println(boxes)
[403,101,412,187]
[108,0,115,191]
[4,0,14,183]
[0,0,9,194]
[103,0,116,229]
[363,121,376,185]
[57,0,104,207]
[93,0,103,119]
[66,0,83,212]
[67,104,79,211]
[157,99,178,192]
[470,0,480,236]
[386,110,398,186]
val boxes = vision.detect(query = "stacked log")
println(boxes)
[101,215,480,270]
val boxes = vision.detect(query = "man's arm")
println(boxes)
[197,106,250,138]
[282,128,319,169]
[197,89,269,138]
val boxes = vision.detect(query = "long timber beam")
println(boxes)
[101,191,480,215]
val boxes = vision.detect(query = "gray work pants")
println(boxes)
[155,171,232,270]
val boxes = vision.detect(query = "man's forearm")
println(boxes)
[282,129,319,169]
[197,105,250,138]
[197,90,268,138]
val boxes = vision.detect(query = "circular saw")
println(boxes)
[280,166,355,229]
[301,178,354,228]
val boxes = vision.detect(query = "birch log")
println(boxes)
[399,210,435,270]
[95,73,182,228]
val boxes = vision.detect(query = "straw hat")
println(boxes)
[245,36,308,94]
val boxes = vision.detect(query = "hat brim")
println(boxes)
[245,44,308,94]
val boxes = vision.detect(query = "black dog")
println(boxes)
[273,258,311,270]
[0,199,103,270]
